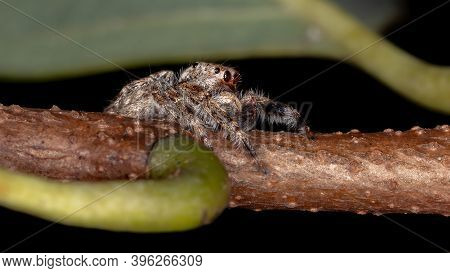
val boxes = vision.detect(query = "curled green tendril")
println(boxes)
[279,0,450,114]
[0,135,229,232]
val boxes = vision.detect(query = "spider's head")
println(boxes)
[179,62,240,93]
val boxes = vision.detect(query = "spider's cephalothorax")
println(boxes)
[178,62,241,94]
[105,62,308,172]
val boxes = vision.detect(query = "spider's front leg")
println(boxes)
[198,93,268,173]
[222,117,269,174]
[161,89,215,149]
[240,90,310,137]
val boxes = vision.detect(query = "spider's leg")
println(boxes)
[161,89,214,149]
[188,121,214,149]
[239,90,266,132]
[265,101,301,130]
[221,117,268,173]
[178,89,266,172]
[240,90,309,134]
[198,97,267,173]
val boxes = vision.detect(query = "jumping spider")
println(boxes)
[105,62,308,171]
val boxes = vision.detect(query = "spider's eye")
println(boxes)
[193,62,199,68]
[214,67,221,74]
[223,70,232,82]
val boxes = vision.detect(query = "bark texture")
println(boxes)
[0,105,449,215]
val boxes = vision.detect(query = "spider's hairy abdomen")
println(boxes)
[105,70,177,119]
[105,62,308,172]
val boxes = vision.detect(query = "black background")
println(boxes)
[0,1,449,252]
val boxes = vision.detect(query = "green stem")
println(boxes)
[0,135,228,232]
[279,0,450,114]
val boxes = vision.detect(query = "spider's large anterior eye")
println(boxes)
[214,67,220,74]
[193,62,199,68]
[223,70,232,82]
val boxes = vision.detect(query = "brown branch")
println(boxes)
[0,105,449,215]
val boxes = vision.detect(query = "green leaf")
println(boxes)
[1,0,449,113]
[0,0,400,80]
[0,135,229,232]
